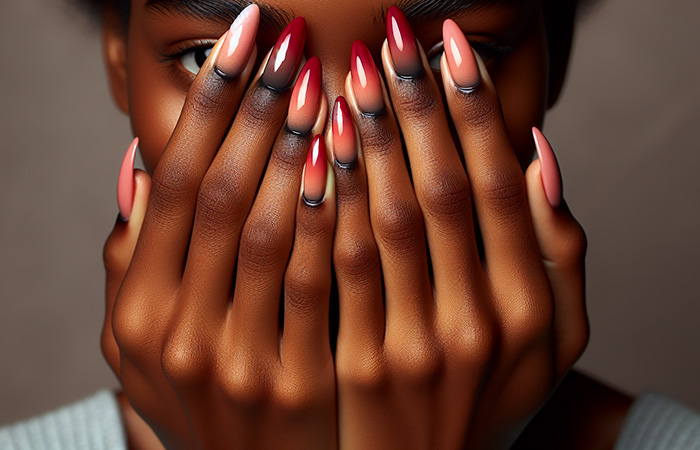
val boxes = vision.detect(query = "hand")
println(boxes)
[102,13,337,450]
[331,12,588,449]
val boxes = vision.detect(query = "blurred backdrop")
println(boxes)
[1,0,699,424]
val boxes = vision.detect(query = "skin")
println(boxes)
[98,0,631,448]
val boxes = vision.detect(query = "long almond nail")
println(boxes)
[386,6,422,78]
[442,19,480,91]
[332,97,357,167]
[303,135,328,206]
[287,57,322,134]
[351,40,384,114]
[117,138,138,221]
[214,4,259,78]
[532,127,563,208]
[261,17,307,90]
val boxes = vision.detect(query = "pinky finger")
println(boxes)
[526,128,589,380]
[281,135,336,370]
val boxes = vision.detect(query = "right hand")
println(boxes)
[101,15,337,450]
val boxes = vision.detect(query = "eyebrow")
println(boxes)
[392,0,522,23]
[144,0,292,34]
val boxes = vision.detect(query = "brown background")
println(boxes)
[1,0,699,425]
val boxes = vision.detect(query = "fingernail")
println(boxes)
[303,135,328,206]
[332,96,357,167]
[442,19,480,91]
[261,17,307,90]
[351,40,384,114]
[117,137,138,221]
[287,57,322,134]
[532,127,563,208]
[214,4,260,78]
[386,6,422,78]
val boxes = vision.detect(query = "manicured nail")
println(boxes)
[303,135,328,206]
[332,97,357,167]
[214,4,260,78]
[287,57,322,134]
[117,137,138,221]
[386,6,422,78]
[442,19,481,91]
[261,17,307,90]
[532,127,563,208]
[351,40,384,114]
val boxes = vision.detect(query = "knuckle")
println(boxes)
[440,319,496,371]
[161,332,210,387]
[473,167,527,219]
[504,289,554,345]
[561,222,588,266]
[238,217,287,275]
[373,197,424,251]
[385,337,443,385]
[111,298,155,357]
[419,172,472,224]
[102,236,123,273]
[238,89,278,132]
[217,360,271,408]
[150,160,199,218]
[333,236,379,283]
[284,266,327,319]
[195,172,246,237]
[336,354,387,392]
[275,375,332,413]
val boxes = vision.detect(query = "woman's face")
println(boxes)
[113,0,555,172]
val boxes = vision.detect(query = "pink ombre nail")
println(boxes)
[303,135,328,205]
[287,57,322,134]
[117,137,138,220]
[532,127,563,208]
[442,19,481,91]
[332,97,357,167]
[351,40,384,114]
[214,4,260,78]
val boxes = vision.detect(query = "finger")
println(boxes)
[130,10,261,288]
[345,40,432,331]
[232,78,328,352]
[177,18,309,319]
[331,97,384,351]
[104,155,151,375]
[381,8,482,309]
[440,20,545,283]
[282,138,336,369]
[526,129,588,379]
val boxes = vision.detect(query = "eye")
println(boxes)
[179,46,213,75]
[425,40,511,72]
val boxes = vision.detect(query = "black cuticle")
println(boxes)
[117,213,129,223]
[456,78,482,94]
[335,159,355,170]
[302,194,323,207]
[360,106,386,118]
[213,66,236,80]
[285,123,312,137]
[395,67,425,81]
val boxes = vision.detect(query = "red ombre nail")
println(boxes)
[214,4,259,78]
[117,137,138,221]
[351,41,384,114]
[386,6,422,78]
[303,135,328,205]
[287,57,322,134]
[261,17,307,90]
[332,97,357,167]
[442,19,481,91]
[532,127,563,208]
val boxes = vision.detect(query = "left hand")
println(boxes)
[331,16,588,450]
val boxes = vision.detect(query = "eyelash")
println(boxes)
[160,39,218,74]
[426,40,514,70]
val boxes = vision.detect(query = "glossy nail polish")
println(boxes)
[332,97,357,167]
[351,40,384,114]
[214,4,260,78]
[303,135,328,206]
[442,19,481,91]
[117,137,138,221]
[261,17,307,90]
[386,6,422,78]
[532,127,563,208]
[287,57,322,134]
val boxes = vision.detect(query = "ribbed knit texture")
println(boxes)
[0,390,126,450]
[615,391,700,450]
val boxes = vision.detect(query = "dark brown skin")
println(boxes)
[99,0,631,448]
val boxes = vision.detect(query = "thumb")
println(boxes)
[526,128,589,380]
[102,138,151,376]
